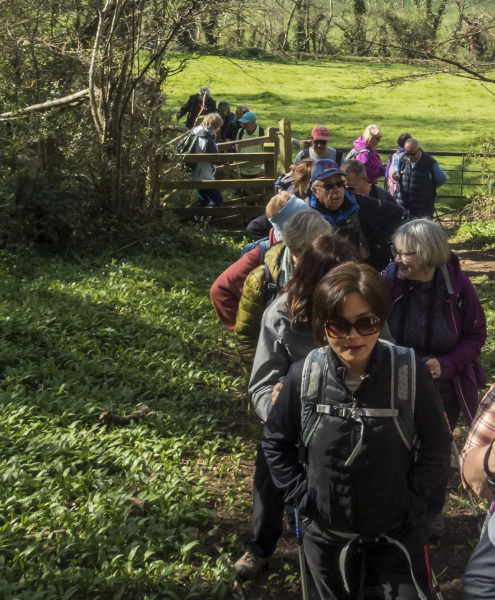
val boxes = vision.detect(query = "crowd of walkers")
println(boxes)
[182,84,494,598]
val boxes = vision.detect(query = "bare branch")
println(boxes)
[0,89,89,121]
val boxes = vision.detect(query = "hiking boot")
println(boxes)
[426,513,445,540]
[233,552,268,580]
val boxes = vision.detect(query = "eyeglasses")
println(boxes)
[391,247,417,261]
[405,149,419,157]
[372,135,382,141]
[325,316,381,339]
[313,140,328,145]
[345,185,355,192]
[316,180,346,191]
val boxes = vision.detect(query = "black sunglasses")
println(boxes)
[345,185,355,192]
[325,316,381,339]
[405,149,419,157]
[316,180,346,191]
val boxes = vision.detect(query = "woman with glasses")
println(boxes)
[263,262,451,599]
[383,218,487,540]
[349,124,386,184]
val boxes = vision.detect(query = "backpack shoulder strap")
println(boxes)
[259,126,265,136]
[263,263,277,308]
[259,239,270,264]
[335,149,343,165]
[301,148,310,160]
[301,347,328,447]
[380,340,417,450]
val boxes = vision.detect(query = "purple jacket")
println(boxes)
[383,252,486,424]
[353,136,385,183]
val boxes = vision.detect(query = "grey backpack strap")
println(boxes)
[381,340,417,451]
[301,347,327,447]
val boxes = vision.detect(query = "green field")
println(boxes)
[165,55,495,153]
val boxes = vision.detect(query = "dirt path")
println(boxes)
[452,246,495,280]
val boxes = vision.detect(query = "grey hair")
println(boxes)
[282,211,332,259]
[393,219,450,271]
[340,159,367,178]
[199,86,210,95]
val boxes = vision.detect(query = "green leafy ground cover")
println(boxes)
[0,228,252,599]
[0,219,493,599]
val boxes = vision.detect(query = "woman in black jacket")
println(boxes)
[263,262,451,599]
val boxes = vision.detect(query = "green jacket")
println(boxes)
[234,242,288,369]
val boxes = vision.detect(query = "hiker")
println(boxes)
[249,159,316,240]
[385,133,412,196]
[190,113,224,207]
[217,101,234,142]
[224,104,249,142]
[263,262,452,600]
[461,382,495,599]
[308,160,404,271]
[392,138,447,219]
[383,219,487,539]
[348,124,386,183]
[234,234,359,580]
[174,86,216,129]
[236,111,266,178]
[234,211,331,367]
[341,159,396,203]
[210,192,310,330]
[294,126,343,165]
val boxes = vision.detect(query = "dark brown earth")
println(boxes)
[213,248,495,600]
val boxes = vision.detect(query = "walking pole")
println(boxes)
[451,440,482,535]
[431,569,444,600]
[294,508,309,600]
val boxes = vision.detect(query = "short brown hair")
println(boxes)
[312,262,389,343]
[265,191,292,219]
[285,234,359,323]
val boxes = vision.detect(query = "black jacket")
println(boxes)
[177,94,217,129]
[309,191,404,271]
[263,342,452,536]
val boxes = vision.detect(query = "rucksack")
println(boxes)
[300,341,417,465]
[241,238,270,261]
[300,147,344,165]
[176,133,199,172]
[240,238,277,309]
[345,148,370,162]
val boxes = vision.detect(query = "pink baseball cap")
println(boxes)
[311,126,331,141]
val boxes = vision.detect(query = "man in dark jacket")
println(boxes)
[218,101,234,142]
[392,138,447,219]
[341,159,396,204]
[309,160,404,271]
[174,86,216,129]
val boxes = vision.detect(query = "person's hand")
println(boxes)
[392,171,402,182]
[256,168,265,177]
[426,358,442,379]
[271,382,283,405]
[174,112,180,120]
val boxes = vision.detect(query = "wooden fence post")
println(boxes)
[278,118,292,174]
[263,142,276,204]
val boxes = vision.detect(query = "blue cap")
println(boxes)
[239,111,257,124]
[310,160,344,185]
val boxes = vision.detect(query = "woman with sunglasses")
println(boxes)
[383,218,487,540]
[234,233,359,580]
[263,262,451,599]
[349,124,386,183]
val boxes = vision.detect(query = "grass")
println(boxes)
[164,55,495,153]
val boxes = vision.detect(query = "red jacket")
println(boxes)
[210,228,278,330]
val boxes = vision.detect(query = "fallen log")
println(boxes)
[99,405,150,425]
